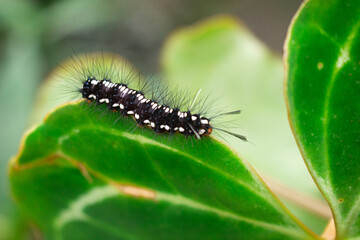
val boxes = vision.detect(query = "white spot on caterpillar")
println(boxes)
[91,80,98,85]
[123,88,129,94]
[112,103,119,107]
[99,98,109,103]
[177,112,181,116]
[201,119,209,124]
[119,86,125,91]
[138,95,144,100]
[165,108,169,113]
[120,104,125,109]
[146,99,150,103]
[179,127,185,132]
[160,125,165,129]
[165,125,170,131]
[169,109,173,113]
[127,111,134,115]
[135,114,140,119]
[174,127,178,131]
[143,119,150,124]
[198,129,206,135]
[152,103,158,109]
[141,99,147,103]
[191,116,197,121]
[150,122,155,128]
[88,94,96,99]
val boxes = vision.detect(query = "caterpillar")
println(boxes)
[61,53,247,141]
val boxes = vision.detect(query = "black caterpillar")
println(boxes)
[63,54,247,141]
[81,78,213,139]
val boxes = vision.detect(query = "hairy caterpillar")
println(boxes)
[61,53,247,141]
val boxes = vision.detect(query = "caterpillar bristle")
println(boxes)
[213,128,247,142]
[60,53,247,142]
[211,110,242,119]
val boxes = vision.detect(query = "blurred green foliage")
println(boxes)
[0,0,332,239]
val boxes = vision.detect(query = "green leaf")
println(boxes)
[10,102,316,239]
[285,0,360,239]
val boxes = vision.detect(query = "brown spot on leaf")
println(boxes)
[113,183,156,199]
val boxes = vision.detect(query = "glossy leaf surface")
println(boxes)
[10,102,316,239]
[285,1,360,239]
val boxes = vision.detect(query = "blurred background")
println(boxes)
[0,0,330,239]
